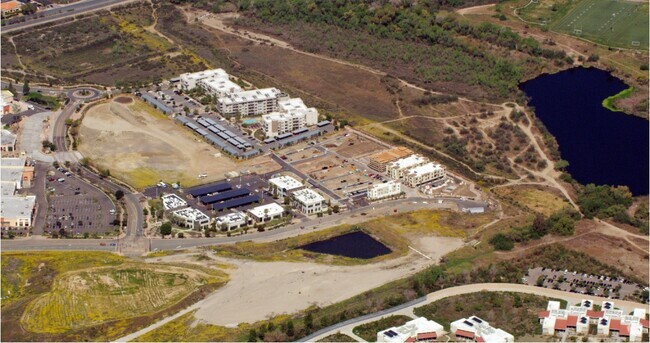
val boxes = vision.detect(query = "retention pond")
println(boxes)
[299,231,391,259]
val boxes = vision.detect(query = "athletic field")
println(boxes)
[552,0,649,49]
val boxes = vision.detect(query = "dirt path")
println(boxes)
[144,0,175,45]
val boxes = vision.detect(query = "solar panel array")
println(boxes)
[212,195,260,211]
[200,188,251,204]
[180,116,260,158]
[188,182,232,197]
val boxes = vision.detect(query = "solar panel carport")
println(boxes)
[211,195,260,211]
[188,183,232,197]
[176,116,190,125]
[200,188,251,205]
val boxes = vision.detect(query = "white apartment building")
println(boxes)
[451,316,514,342]
[539,300,649,341]
[402,162,446,187]
[377,317,444,343]
[171,207,210,230]
[262,109,318,138]
[292,188,327,215]
[197,76,242,97]
[215,212,250,231]
[247,203,286,223]
[367,181,402,201]
[161,194,188,210]
[386,154,428,180]
[180,69,229,90]
[217,88,282,116]
[268,175,303,197]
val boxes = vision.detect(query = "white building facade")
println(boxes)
[215,212,250,231]
[402,162,446,187]
[386,154,428,180]
[451,316,514,342]
[180,69,229,90]
[292,188,327,215]
[268,175,303,198]
[367,181,402,201]
[247,203,286,223]
[262,109,318,138]
[171,207,210,230]
[377,317,444,343]
[217,88,282,116]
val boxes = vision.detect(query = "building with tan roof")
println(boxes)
[368,146,413,173]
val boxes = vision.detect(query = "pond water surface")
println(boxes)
[299,231,391,259]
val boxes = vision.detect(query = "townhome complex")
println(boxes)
[377,317,444,343]
[403,162,446,188]
[367,181,402,201]
[539,300,649,341]
[450,316,514,342]
[386,154,428,179]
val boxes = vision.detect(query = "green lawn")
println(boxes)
[552,0,649,49]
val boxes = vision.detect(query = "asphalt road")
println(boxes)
[1,0,136,34]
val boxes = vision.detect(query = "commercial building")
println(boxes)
[368,146,413,173]
[292,188,327,215]
[1,129,16,152]
[402,162,446,187]
[247,203,286,223]
[1,157,29,196]
[1,90,14,114]
[161,194,188,210]
[268,175,303,197]
[0,195,36,228]
[450,316,514,342]
[1,1,21,18]
[171,207,210,230]
[377,317,444,343]
[539,300,649,342]
[386,154,428,180]
[197,76,242,97]
[215,212,250,231]
[180,69,229,90]
[217,88,282,116]
[367,181,402,201]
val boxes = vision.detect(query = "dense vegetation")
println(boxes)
[576,184,647,232]
[235,0,567,100]
[489,209,580,251]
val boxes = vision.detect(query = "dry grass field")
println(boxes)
[78,96,238,189]
[493,185,572,216]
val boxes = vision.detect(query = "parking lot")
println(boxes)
[524,267,646,300]
[44,168,117,237]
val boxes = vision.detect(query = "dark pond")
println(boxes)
[519,67,649,196]
[299,231,391,259]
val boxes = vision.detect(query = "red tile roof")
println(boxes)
[555,319,568,330]
[538,311,550,318]
[455,330,475,339]
[416,332,437,340]
[619,324,630,337]
[640,319,650,328]
[476,337,485,343]
[586,310,604,318]
[405,337,416,342]
[1,1,20,12]
[567,315,578,327]
[609,319,622,331]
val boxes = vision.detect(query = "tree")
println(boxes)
[115,190,124,200]
[21,3,37,15]
[532,214,547,238]
[6,81,15,96]
[304,312,314,331]
[160,222,172,237]
[550,216,575,236]
[22,79,30,95]
[489,233,514,250]
[248,329,257,342]
[332,205,340,213]
[178,232,184,238]
[284,320,295,337]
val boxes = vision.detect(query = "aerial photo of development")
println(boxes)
[0,0,649,342]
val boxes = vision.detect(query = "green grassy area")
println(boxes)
[317,333,357,342]
[352,315,412,342]
[602,86,635,112]
[1,251,227,342]
[515,0,579,25]
[551,0,649,49]
[23,92,61,110]
[413,292,565,339]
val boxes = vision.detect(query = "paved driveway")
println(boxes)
[18,111,53,158]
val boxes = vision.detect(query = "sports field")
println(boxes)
[552,0,649,49]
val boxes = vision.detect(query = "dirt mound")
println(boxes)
[114,96,134,104]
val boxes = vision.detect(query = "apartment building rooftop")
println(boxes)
[278,98,308,111]
[370,146,413,164]
[218,88,281,106]
[404,162,444,177]
[389,154,427,170]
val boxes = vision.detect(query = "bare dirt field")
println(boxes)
[332,134,385,158]
[294,154,344,175]
[150,234,464,326]
[78,97,239,189]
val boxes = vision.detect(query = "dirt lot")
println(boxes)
[78,97,239,189]
[294,154,344,175]
[332,134,385,158]
[151,234,464,326]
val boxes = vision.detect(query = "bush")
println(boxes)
[489,233,514,251]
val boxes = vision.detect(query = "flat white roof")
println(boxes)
[452,316,513,341]
[263,111,303,122]
[293,188,325,205]
[215,212,248,224]
[247,202,285,218]
[200,77,242,93]
[405,162,444,177]
[378,317,443,343]
[218,88,281,106]
[0,195,36,219]
[389,154,427,170]
[180,69,228,82]
[278,98,307,111]
[369,180,400,191]
[161,194,188,210]
[1,130,16,146]
[269,175,303,191]
[172,207,209,222]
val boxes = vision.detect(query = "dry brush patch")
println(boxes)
[493,184,572,216]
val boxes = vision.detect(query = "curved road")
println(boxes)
[301,283,650,342]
